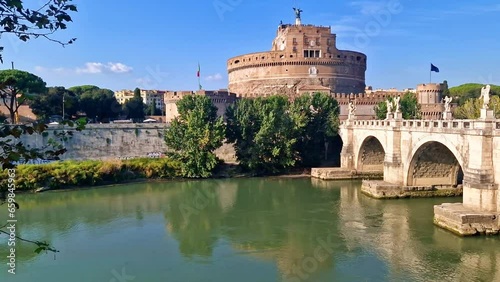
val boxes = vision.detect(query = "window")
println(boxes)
[304,50,321,58]
[293,38,297,45]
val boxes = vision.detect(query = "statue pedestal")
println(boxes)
[385,113,393,120]
[480,109,494,120]
[347,114,356,121]
[442,111,453,120]
[394,112,402,120]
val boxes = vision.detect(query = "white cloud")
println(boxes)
[349,1,387,15]
[76,62,133,74]
[443,3,500,15]
[205,73,223,81]
[35,62,133,75]
[108,63,133,73]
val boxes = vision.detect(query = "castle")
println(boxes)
[227,13,367,97]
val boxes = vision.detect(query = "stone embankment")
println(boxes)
[311,168,383,180]
[434,203,499,236]
[360,180,463,199]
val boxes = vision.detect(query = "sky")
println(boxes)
[3,0,500,91]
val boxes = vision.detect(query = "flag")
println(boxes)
[197,63,200,77]
[431,63,439,73]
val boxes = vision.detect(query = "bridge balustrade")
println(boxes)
[343,119,500,132]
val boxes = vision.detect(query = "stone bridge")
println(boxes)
[339,118,500,235]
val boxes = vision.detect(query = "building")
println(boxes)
[114,89,166,112]
[227,10,367,98]
[164,89,238,122]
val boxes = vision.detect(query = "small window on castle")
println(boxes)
[262,56,265,59]
[293,38,297,44]
[235,60,240,64]
[337,55,341,58]
[304,50,309,58]
[315,50,320,57]
[280,54,285,59]
[290,55,293,58]
[357,56,361,61]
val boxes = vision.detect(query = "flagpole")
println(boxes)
[429,63,431,83]
[198,62,201,91]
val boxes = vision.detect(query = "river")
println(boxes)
[1,178,499,281]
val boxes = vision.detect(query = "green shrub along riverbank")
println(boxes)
[0,158,182,191]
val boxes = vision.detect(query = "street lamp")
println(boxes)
[62,92,65,119]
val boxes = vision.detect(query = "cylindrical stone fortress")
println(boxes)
[227,23,367,97]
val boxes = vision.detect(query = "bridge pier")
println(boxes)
[435,120,499,235]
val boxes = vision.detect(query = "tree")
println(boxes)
[0,0,79,256]
[0,0,77,63]
[134,87,141,98]
[77,87,121,122]
[0,69,47,123]
[442,80,450,98]
[226,96,300,174]
[68,85,100,96]
[29,86,79,121]
[290,92,340,166]
[123,91,145,121]
[164,95,225,178]
[449,83,500,105]
[146,102,161,116]
[454,96,500,119]
[374,92,421,120]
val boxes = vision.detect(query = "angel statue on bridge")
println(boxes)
[394,96,401,113]
[443,96,452,112]
[480,84,491,109]
[386,99,393,114]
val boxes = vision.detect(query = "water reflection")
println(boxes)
[0,178,499,281]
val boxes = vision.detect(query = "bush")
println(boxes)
[0,158,182,191]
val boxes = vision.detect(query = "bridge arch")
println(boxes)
[357,136,385,172]
[405,137,465,187]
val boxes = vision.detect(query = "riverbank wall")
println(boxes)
[19,124,237,163]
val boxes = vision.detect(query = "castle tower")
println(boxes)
[417,83,445,120]
[227,9,367,98]
[417,83,444,104]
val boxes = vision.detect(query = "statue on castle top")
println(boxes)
[386,99,393,114]
[443,96,452,112]
[348,100,356,120]
[293,7,303,20]
[480,84,491,109]
[394,96,401,113]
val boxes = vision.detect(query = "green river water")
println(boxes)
[1,178,499,282]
